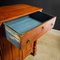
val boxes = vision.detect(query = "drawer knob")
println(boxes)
[26,40,30,44]
[42,26,44,29]
[51,23,53,26]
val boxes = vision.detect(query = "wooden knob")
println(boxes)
[42,26,44,29]
[26,40,30,44]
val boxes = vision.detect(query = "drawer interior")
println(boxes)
[29,11,53,22]
[4,11,53,35]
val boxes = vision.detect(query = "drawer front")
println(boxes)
[40,17,56,34]
[31,17,56,40]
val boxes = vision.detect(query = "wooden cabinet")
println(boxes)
[0,4,56,60]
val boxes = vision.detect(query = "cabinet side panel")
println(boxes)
[0,34,12,60]
[11,45,21,60]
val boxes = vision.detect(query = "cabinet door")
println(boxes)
[23,46,27,58]
[22,40,33,58]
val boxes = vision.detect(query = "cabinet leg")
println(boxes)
[31,41,37,56]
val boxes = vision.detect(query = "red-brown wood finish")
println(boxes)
[0,4,43,60]
[0,4,56,60]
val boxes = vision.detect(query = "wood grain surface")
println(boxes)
[0,4,42,26]
[0,4,56,60]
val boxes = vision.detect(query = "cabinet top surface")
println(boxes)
[0,4,43,25]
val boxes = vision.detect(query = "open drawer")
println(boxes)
[3,11,56,48]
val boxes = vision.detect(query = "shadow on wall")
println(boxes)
[51,3,60,30]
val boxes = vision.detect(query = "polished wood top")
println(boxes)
[0,4,43,26]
